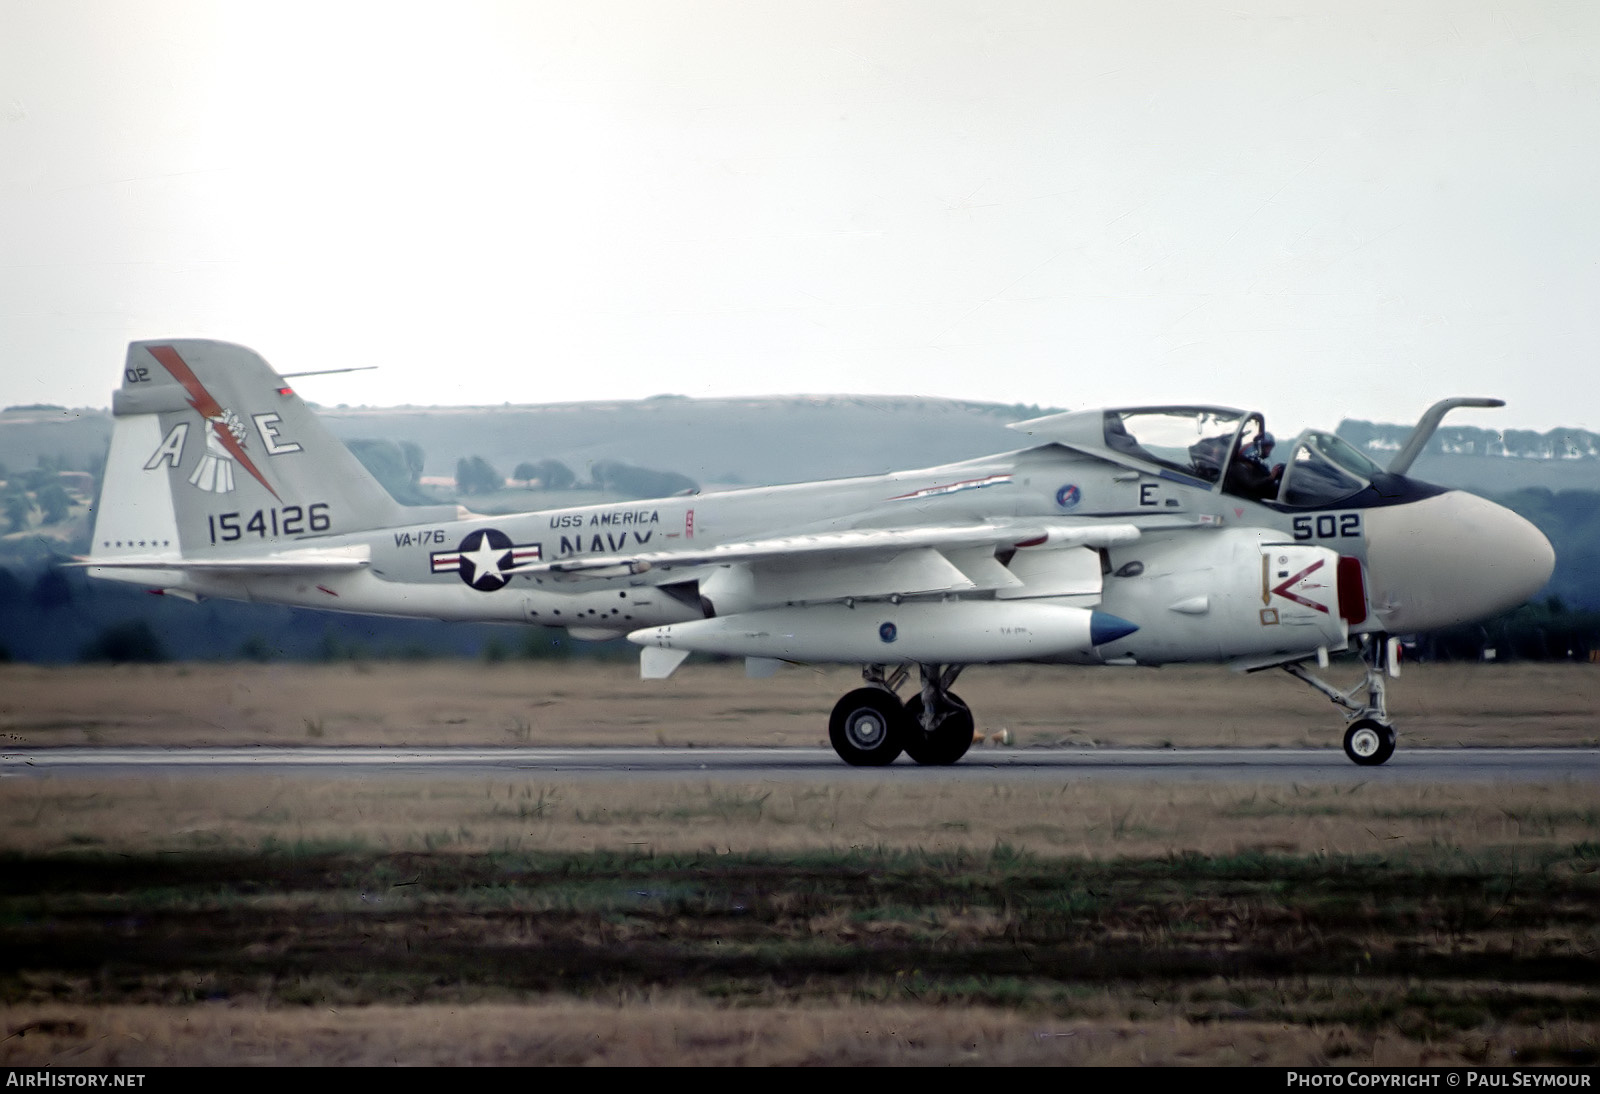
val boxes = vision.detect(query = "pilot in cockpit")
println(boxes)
[1225,429,1283,501]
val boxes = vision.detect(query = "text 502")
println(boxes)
[1292,513,1361,540]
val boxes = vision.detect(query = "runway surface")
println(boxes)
[5,746,1598,782]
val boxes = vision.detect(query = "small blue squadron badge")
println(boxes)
[879,622,898,643]
[1055,484,1082,510]
[431,529,542,591]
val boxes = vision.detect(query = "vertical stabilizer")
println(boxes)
[91,340,422,559]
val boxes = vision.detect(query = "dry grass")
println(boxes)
[2,659,1597,749]
[2,660,1597,1067]
[6,999,1559,1067]
[1,776,1596,860]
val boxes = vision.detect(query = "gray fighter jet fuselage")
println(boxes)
[85,342,1555,767]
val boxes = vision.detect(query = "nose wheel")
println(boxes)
[1281,634,1401,767]
[1343,718,1396,766]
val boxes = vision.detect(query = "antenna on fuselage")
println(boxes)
[280,366,380,378]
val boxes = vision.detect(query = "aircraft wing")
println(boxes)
[517,519,1143,578]
[517,515,1224,611]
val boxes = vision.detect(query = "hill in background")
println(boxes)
[5,397,1597,496]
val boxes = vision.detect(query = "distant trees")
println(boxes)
[589,460,696,499]
[340,440,697,501]
[1546,428,1600,460]
[36,483,71,524]
[400,440,424,486]
[455,455,504,496]
[0,454,88,539]
[1339,420,1600,461]
[503,456,696,497]
[79,619,168,663]
[513,458,576,491]
[1407,596,1600,663]
[1498,488,1600,612]
[3,490,31,533]
[349,439,433,504]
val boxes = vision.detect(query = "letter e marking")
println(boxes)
[253,413,302,455]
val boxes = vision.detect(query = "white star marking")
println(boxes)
[461,537,511,584]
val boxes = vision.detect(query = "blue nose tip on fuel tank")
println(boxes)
[1089,611,1139,646]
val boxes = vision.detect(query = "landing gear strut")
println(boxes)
[826,663,975,766]
[1280,634,1399,766]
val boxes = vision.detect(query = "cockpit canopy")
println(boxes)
[1100,406,1384,508]
[1103,408,1244,484]
[1277,431,1385,507]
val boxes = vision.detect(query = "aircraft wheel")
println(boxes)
[902,692,976,766]
[829,688,907,766]
[1343,718,1396,766]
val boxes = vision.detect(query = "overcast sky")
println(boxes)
[2,1,1596,435]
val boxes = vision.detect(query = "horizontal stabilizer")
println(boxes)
[71,548,369,575]
[75,557,368,574]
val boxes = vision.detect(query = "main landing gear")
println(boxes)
[1279,634,1399,766]
[828,664,976,767]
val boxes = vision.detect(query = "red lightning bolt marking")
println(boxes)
[1271,558,1331,614]
[146,345,280,501]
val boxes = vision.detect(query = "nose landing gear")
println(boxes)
[1281,634,1400,766]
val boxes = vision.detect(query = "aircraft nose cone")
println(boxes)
[1506,508,1558,602]
[1363,491,1554,633]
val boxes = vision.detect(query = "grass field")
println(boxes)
[2,660,1597,1066]
[3,658,1597,750]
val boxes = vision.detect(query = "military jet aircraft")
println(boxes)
[84,340,1555,767]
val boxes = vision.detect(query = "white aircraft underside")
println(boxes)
[84,341,1554,767]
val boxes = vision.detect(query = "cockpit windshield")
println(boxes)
[1103,409,1244,484]
[1278,431,1383,508]
[1100,408,1383,508]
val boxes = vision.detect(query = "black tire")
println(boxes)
[902,692,976,766]
[1343,718,1396,766]
[828,688,907,766]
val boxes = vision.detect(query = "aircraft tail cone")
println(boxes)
[1089,611,1139,646]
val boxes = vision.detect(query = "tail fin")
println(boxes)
[91,340,436,560]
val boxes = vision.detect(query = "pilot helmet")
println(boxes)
[1249,432,1275,459]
